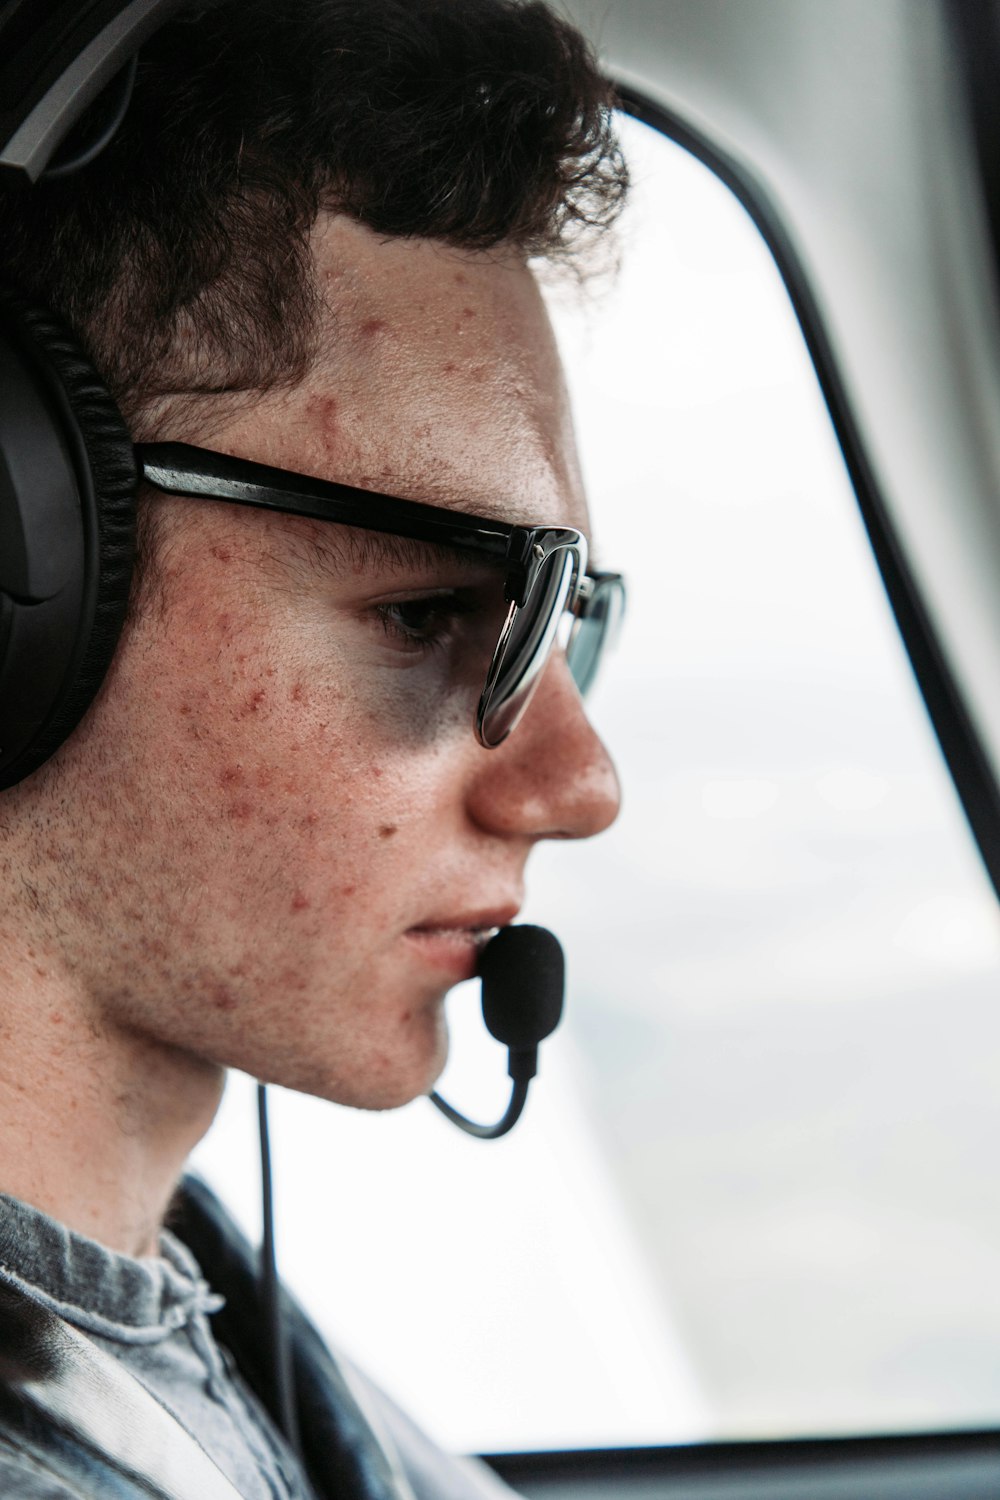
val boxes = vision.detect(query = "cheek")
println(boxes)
[107,582,456,913]
[49,551,471,1102]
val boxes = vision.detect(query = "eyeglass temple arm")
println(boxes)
[137,442,513,558]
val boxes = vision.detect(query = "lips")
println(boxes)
[403,904,521,980]
[409,924,499,946]
[408,901,522,938]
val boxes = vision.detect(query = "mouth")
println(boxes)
[403,906,519,980]
[408,924,499,945]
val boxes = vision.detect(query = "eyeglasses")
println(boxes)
[136,442,625,747]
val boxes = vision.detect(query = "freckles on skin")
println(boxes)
[44,222,604,1115]
[305,393,338,431]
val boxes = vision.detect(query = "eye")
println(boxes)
[374,592,470,649]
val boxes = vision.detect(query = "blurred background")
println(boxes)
[193,116,1000,1454]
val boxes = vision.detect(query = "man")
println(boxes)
[0,0,627,1494]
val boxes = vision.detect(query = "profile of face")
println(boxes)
[26,216,621,1112]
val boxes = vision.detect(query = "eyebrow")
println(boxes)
[292,524,505,583]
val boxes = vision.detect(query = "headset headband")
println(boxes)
[0,0,183,186]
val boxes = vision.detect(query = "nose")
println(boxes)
[466,656,621,842]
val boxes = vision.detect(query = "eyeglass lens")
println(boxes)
[479,548,578,746]
[567,576,626,697]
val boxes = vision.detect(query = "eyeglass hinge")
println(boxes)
[503,527,537,607]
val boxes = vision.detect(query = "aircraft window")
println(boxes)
[192,115,1000,1453]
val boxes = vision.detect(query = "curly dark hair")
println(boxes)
[1,0,627,426]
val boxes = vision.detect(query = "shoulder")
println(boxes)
[337,1357,520,1500]
[0,1439,91,1500]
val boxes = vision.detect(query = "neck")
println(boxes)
[0,942,224,1258]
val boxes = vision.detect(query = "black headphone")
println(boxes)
[0,1,182,791]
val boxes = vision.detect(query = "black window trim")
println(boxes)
[485,1428,1000,1498]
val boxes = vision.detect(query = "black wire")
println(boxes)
[256,1083,302,1459]
[429,1078,530,1139]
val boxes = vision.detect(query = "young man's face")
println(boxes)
[36,217,620,1110]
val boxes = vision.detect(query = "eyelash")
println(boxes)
[374,592,474,652]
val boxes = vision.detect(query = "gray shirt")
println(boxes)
[0,1191,316,1500]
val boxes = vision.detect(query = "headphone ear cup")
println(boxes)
[0,289,136,789]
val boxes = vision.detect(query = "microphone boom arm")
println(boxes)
[429,1077,529,1139]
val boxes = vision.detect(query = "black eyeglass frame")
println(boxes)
[137,442,622,746]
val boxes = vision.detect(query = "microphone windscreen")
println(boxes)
[477,925,565,1049]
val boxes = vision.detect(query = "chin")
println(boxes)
[316,1065,446,1114]
[365,1037,451,1112]
[279,1018,450,1113]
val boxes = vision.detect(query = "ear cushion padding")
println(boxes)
[0,288,136,781]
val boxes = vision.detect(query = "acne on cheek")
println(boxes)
[242,688,268,716]
[276,968,311,996]
[224,800,256,823]
[306,392,339,421]
[148,579,417,843]
[132,933,170,966]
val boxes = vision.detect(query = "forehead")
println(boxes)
[205,215,590,538]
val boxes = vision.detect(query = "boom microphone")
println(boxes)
[430,925,565,1139]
